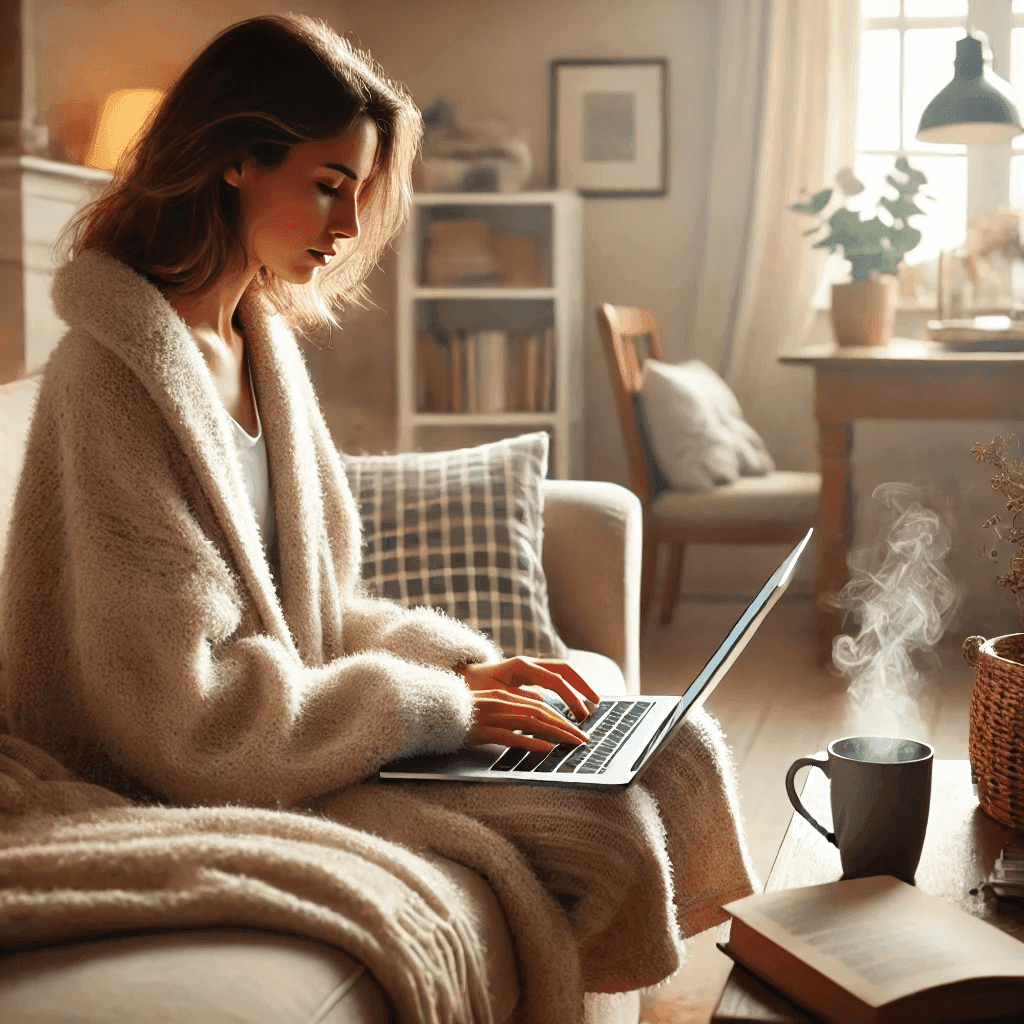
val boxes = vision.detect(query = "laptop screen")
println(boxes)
[630,528,812,773]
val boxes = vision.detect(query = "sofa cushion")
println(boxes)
[0,854,520,1024]
[567,648,627,696]
[0,376,41,572]
[342,431,568,659]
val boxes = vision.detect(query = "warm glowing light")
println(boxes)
[85,88,164,171]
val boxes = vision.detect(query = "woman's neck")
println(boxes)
[161,264,260,435]
[162,262,256,346]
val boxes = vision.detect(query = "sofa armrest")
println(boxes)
[541,480,642,695]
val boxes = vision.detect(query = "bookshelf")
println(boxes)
[396,190,584,478]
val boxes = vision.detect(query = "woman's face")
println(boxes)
[225,117,379,284]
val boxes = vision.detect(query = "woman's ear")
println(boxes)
[223,158,246,189]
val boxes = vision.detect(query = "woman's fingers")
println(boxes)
[530,660,601,705]
[469,691,590,747]
[495,658,600,722]
[466,725,556,753]
[458,658,602,725]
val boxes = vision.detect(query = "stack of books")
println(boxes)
[415,328,556,414]
[422,220,497,287]
[986,848,1024,903]
[422,219,545,288]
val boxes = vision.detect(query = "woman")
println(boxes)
[0,12,756,1014]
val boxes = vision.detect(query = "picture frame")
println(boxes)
[549,58,668,198]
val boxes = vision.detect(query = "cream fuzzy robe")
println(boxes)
[0,250,758,1023]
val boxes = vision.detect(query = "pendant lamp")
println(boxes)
[917,33,1023,145]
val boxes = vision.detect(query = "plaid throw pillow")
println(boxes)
[342,432,568,658]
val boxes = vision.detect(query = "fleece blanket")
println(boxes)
[0,734,495,1024]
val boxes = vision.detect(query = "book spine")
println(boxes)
[522,333,540,412]
[506,332,522,412]
[415,330,431,412]
[465,331,480,414]
[541,327,556,412]
[479,329,506,414]
[450,331,465,413]
[434,330,451,412]
[477,330,493,414]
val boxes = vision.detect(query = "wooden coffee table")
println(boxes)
[712,759,1024,1023]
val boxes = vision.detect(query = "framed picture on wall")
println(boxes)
[549,58,668,198]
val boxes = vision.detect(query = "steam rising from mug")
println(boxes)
[833,483,959,737]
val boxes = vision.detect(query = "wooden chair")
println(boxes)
[596,303,820,628]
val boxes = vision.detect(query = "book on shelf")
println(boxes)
[474,329,508,414]
[519,333,542,412]
[539,327,556,413]
[422,219,497,286]
[464,331,480,414]
[449,332,465,413]
[432,327,553,416]
[415,330,450,412]
[720,875,1024,1024]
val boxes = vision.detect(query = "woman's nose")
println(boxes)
[331,193,360,240]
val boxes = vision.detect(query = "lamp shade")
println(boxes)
[85,88,164,171]
[917,34,1023,145]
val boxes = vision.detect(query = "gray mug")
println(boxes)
[785,735,934,884]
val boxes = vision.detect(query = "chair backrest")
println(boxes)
[596,304,666,507]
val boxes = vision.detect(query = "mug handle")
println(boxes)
[785,756,838,846]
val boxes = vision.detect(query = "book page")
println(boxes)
[729,875,1024,1006]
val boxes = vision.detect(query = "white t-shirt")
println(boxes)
[231,369,275,552]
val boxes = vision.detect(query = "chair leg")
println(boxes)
[660,542,685,626]
[640,532,659,631]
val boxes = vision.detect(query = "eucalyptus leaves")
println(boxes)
[791,158,930,280]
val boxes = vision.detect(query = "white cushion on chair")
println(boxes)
[638,359,775,493]
[651,471,820,526]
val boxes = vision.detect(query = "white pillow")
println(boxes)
[638,359,774,493]
[639,360,740,492]
[683,361,775,477]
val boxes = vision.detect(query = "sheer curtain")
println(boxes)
[685,0,861,468]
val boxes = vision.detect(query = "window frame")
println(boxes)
[857,0,1021,312]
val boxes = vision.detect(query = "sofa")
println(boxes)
[0,372,645,1024]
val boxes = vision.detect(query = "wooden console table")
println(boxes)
[779,341,1024,664]
[712,759,1024,1022]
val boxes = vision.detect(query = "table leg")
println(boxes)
[816,420,853,666]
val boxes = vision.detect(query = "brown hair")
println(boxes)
[57,14,422,334]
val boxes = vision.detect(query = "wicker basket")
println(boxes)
[963,633,1024,831]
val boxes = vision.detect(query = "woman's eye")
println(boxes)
[317,183,339,197]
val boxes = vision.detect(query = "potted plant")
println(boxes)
[791,158,930,347]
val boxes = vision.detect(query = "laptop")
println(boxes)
[379,528,812,791]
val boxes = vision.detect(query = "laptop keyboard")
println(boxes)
[489,700,654,776]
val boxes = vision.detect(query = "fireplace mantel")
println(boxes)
[0,156,112,381]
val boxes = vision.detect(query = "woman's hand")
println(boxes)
[456,657,601,753]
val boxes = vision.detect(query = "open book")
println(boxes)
[721,876,1024,1024]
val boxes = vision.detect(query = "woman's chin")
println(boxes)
[273,265,318,285]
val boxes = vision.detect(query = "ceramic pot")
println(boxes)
[830,274,899,347]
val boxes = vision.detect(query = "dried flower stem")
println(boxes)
[972,434,1024,592]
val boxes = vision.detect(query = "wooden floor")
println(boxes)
[635,593,976,1024]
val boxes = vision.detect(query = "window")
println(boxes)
[851,0,1023,309]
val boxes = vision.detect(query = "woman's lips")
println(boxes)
[307,249,331,265]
